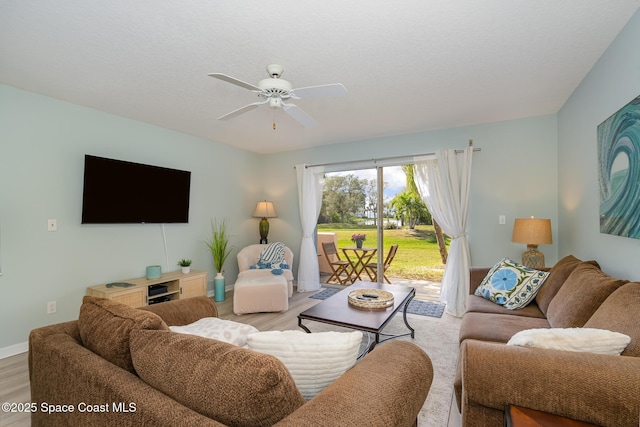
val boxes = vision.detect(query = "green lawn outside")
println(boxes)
[317,224,448,281]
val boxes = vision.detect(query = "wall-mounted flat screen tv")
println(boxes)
[81,155,191,224]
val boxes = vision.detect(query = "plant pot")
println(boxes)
[355,240,363,249]
[181,266,191,274]
[214,273,225,302]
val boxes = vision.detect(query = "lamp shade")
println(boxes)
[253,201,277,218]
[512,217,552,245]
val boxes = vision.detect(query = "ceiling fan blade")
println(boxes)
[217,100,267,120]
[283,103,318,128]
[290,83,347,99]
[208,73,261,91]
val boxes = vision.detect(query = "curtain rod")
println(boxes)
[301,139,480,169]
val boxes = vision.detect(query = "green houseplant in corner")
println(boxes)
[205,218,233,302]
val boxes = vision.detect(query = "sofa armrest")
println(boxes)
[460,339,640,427]
[469,268,490,294]
[274,341,433,427]
[29,330,224,427]
[140,296,218,326]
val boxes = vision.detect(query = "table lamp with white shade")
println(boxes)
[253,201,277,244]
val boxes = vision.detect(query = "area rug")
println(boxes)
[305,313,460,427]
[310,287,446,318]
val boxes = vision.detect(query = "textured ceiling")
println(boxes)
[1,1,639,153]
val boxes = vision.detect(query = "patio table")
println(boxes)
[341,246,377,283]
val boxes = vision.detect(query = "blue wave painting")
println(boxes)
[598,95,640,238]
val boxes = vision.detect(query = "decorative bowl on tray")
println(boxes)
[347,288,394,310]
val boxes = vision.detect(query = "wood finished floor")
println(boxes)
[1,281,460,427]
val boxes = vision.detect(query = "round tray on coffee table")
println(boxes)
[347,288,394,310]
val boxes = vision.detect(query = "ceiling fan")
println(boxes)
[208,64,347,129]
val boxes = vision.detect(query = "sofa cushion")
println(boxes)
[130,329,305,426]
[507,328,631,355]
[584,282,640,356]
[474,258,549,309]
[78,296,169,373]
[459,312,550,344]
[546,263,627,328]
[536,255,600,315]
[169,317,259,347]
[465,294,546,319]
[246,330,362,400]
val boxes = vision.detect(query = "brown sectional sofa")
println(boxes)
[455,255,640,427]
[29,295,434,427]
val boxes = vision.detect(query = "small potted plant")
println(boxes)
[351,233,367,249]
[177,259,192,274]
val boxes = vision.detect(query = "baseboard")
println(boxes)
[0,341,28,359]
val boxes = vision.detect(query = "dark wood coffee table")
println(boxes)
[298,281,416,353]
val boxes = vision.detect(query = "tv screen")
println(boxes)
[81,155,191,224]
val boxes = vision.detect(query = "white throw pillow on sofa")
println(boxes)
[169,317,258,347]
[507,328,631,355]
[246,330,362,400]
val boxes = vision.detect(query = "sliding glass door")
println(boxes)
[318,165,407,284]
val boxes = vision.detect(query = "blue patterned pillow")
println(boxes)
[475,258,549,309]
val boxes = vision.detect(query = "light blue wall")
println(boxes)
[0,85,263,351]
[262,114,559,271]
[558,9,640,280]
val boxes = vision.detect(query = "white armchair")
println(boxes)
[236,244,294,297]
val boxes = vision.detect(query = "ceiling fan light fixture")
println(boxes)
[269,98,282,108]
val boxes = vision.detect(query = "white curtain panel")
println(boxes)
[414,147,473,317]
[296,164,325,292]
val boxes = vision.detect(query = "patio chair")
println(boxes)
[364,244,398,284]
[321,242,353,285]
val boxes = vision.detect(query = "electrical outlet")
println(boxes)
[47,301,56,314]
[48,219,57,232]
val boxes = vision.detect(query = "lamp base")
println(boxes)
[521,245,545,269]
[259,218,269,244]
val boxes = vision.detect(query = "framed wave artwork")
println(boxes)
[597,94,640,239]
